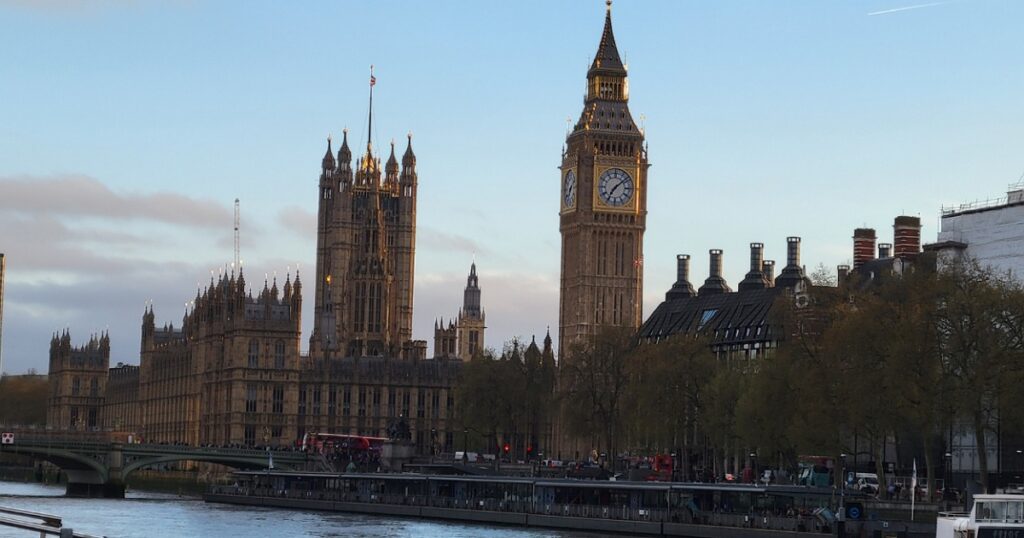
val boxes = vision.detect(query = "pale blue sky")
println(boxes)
[2,0,1023,373]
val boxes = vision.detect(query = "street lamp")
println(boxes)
[749,452,758,484]
[839,453,848,525]
[462,428,468,463]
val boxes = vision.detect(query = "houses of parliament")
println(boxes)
[46,4,636,456]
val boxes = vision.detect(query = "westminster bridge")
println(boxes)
[0,432,311,498]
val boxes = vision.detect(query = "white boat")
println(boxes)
[936,493,1024,537]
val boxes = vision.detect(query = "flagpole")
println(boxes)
[911,458,917,520]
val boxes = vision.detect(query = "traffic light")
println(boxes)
[526,445,533,456]
[503,443,510,454]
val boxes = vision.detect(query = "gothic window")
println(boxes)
[274,340,285,369]
[469,331,478,355]
[312,386,322,416]
[90,378,99,397]
[431,391,440,419]
[370,282,382,334]
[358,387,367,417]
[388,390,396,418]
[246,384,257,413]
[354,283,366,331]
[72,377,81,396]
[248,339,259,368]
[87,407,97,429]
[402,391,410,417]
[328,386,337,417]
[298,386,307,416]
[272,385,284,414]
[416,390,426,419]
[271,426,283,439]
[70,407,79,429]
[244,425,256,446]
[343,386,351,416]
[372,388,381,417]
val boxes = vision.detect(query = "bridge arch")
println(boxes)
[121,453,291,478]
[0,445,109,482]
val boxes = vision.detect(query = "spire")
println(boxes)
[322,136,335,171]
[402,132,416,167]
[366,64,376,154]
[385,139,399,176]
[339,128,351,163]
[589,0,625,76]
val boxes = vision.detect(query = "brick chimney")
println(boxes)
[893,216,922,259]
[853,228,876,269]
[698,249,731,296]
[665,254,697,300]
[775,237,806,288]
[763,260,776,287]
[738,242,770,291]
[878,243,892,259]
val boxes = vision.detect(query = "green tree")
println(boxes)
[561,326,635,468]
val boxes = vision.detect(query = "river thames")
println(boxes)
[0,480,614,538]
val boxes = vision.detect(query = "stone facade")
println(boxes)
[101,363,139,432]
[310,128,417,359]
[433,262,485,361]
[558,6,648,356]
[46,332,109,430]
[47,92,464,454]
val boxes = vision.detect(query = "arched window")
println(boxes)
[248,339,259,368]
[274,340,285,369]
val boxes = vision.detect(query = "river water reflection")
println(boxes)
[0,480,613,538]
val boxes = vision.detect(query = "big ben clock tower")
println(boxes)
[559,1,648,356]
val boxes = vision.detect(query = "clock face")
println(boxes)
[563,170,577,208]
[598,168,634,207]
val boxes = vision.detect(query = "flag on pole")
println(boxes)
[911,458,917,519]
[370,74,376,87]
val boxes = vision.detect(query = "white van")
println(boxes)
[855,473,880,494]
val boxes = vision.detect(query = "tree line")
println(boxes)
[457,260,1024,495]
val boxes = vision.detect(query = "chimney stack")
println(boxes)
[775,237,806,288]
[738,242,770,291]
[763,260,776,287]
[893,216,922,258]
[878,243,892,259]
[665,254,697,300]
[853,228,876,269]
[837,264,850,282]
[698,249,731,296]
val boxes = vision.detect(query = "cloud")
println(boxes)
[412,269,558,354]
[277,205,317,237]
[867,1,952,16]
[419,227,490,257]
[0,175,231,229]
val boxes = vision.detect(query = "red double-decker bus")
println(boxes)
[300,432,387,456]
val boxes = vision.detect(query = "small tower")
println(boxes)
[433,318,457,358]
[456,262,486,360]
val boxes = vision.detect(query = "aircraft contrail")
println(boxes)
[867,1,952,16]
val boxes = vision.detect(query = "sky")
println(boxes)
[1,0,1023,374]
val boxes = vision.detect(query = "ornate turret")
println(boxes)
[321,136,335,172]
[338,128,352,164]
[402,133,416,168]
[385,140,399,184]
[589,0,626,78]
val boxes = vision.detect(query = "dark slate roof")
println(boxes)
[589,8,626,76]
[639,287,782,347]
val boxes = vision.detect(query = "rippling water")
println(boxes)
[0,481,611,538]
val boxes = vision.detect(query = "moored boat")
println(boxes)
[936,493,1024,538]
